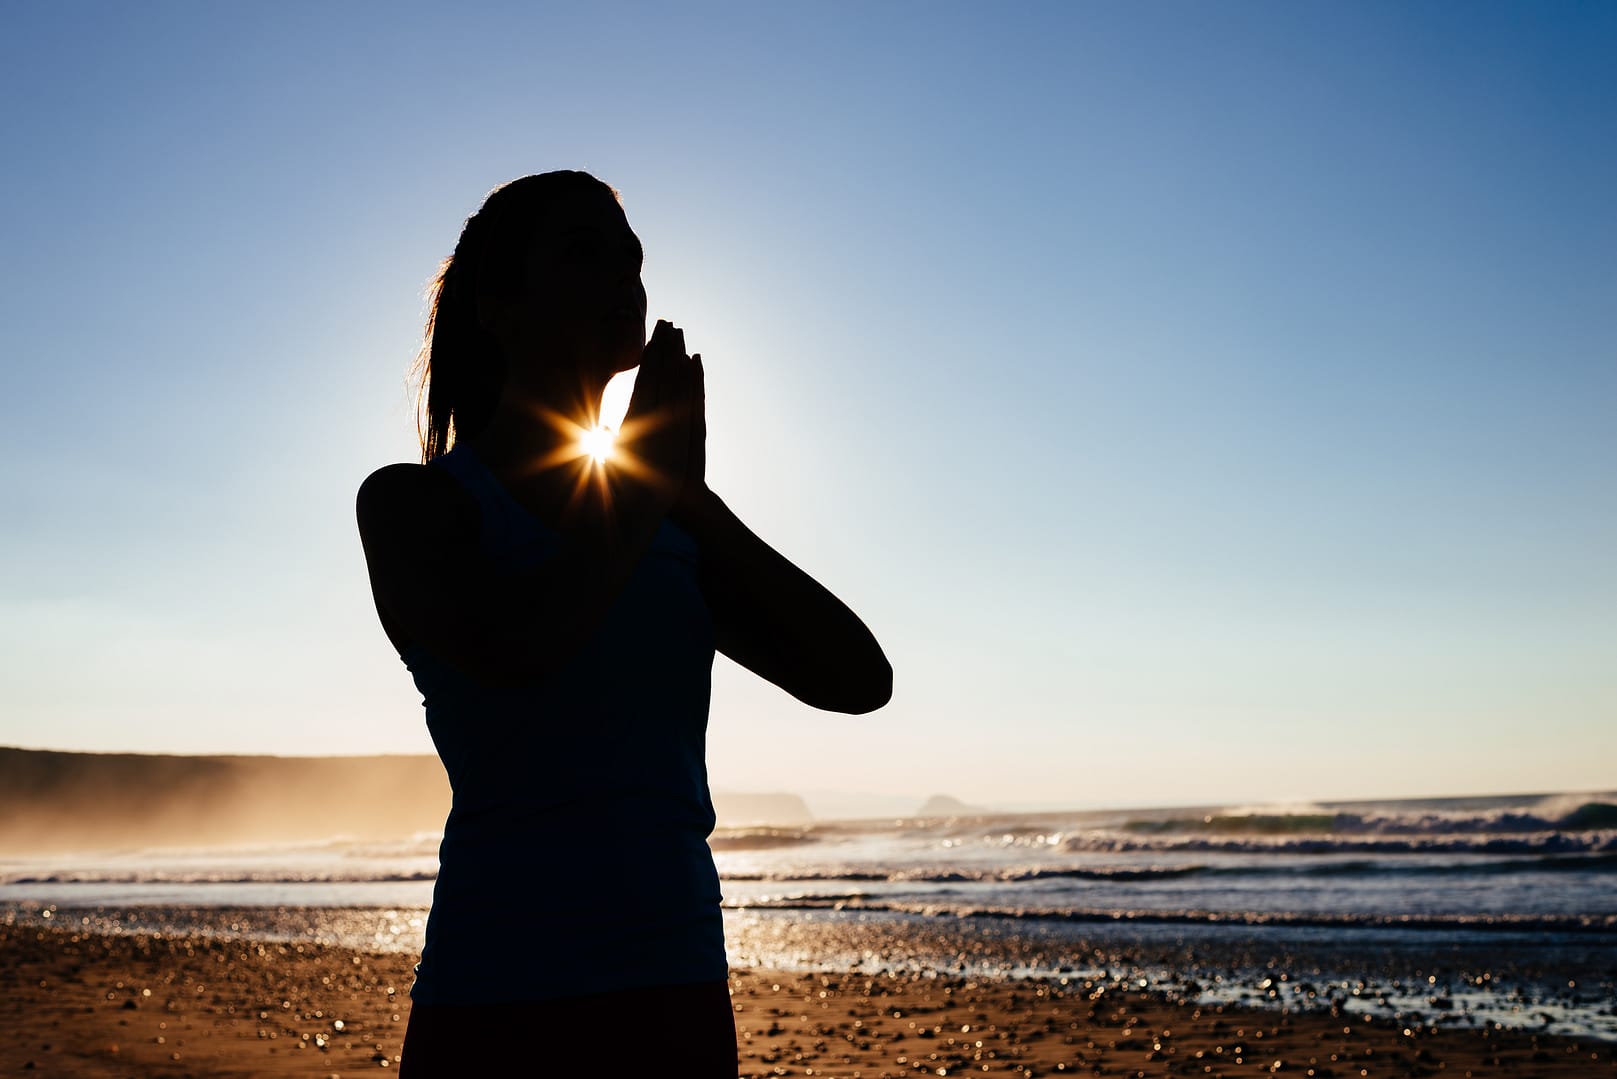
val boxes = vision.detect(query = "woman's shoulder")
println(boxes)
[356,459,478,549]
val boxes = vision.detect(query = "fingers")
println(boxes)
[621,320,696,491]
[690,352,706,437]
[632,320,696,418]
[630,321,696,434]
[687,352,706,495]
[664,328,697,490]
[630,320,674,417]
[675,338,700,454]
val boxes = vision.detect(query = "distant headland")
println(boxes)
[914,793,990,817]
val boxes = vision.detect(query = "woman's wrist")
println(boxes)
[671,482,723,538]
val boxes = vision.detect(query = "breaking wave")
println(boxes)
[721,896,1617,934]
[0,869,439,886]
[720,851,1617,885]
[1060,831,1617,856]
[707,828,820,852]
[1115,800,1617,838]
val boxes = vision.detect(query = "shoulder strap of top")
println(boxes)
[429,443,559,559]
[430,442,502,503]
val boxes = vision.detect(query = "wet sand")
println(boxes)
[2,922,1610,1077]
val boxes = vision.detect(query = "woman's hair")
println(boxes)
[414,170,620,462]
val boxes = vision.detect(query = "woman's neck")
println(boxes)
[468,370,609,514]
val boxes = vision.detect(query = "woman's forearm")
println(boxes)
[678,487,892,714]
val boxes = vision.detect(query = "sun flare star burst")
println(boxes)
[579,425,616,465]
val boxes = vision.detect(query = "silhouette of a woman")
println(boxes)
[357,171,891,1076]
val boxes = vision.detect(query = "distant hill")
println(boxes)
[915,793,989,817]
[0,748,811,854]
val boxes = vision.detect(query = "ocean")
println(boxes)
[5,790,1614,1040]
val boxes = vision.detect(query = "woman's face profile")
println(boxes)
[501,187,648,384]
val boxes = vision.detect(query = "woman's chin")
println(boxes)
[605,331,647,374]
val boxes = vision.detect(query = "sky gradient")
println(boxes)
[2,3,1613,814]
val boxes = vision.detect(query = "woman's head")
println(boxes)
[415,171,646,461]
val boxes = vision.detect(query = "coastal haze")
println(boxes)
[0,747,812,853]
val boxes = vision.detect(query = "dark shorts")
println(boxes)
[398,978,737,1077]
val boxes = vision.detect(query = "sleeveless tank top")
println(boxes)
[399,443,726,1004]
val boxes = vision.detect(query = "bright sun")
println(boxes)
[579,425,616,464]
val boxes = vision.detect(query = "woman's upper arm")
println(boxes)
[355,463,527,683]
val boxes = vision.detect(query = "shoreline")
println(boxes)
[3,921,1612,1077]
[8,901,1617,1043]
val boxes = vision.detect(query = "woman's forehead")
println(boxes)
[535,188,631,237]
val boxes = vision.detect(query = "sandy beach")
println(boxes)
[2,921,1610,1078]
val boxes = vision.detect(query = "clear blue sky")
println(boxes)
[2,3,1613,812]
